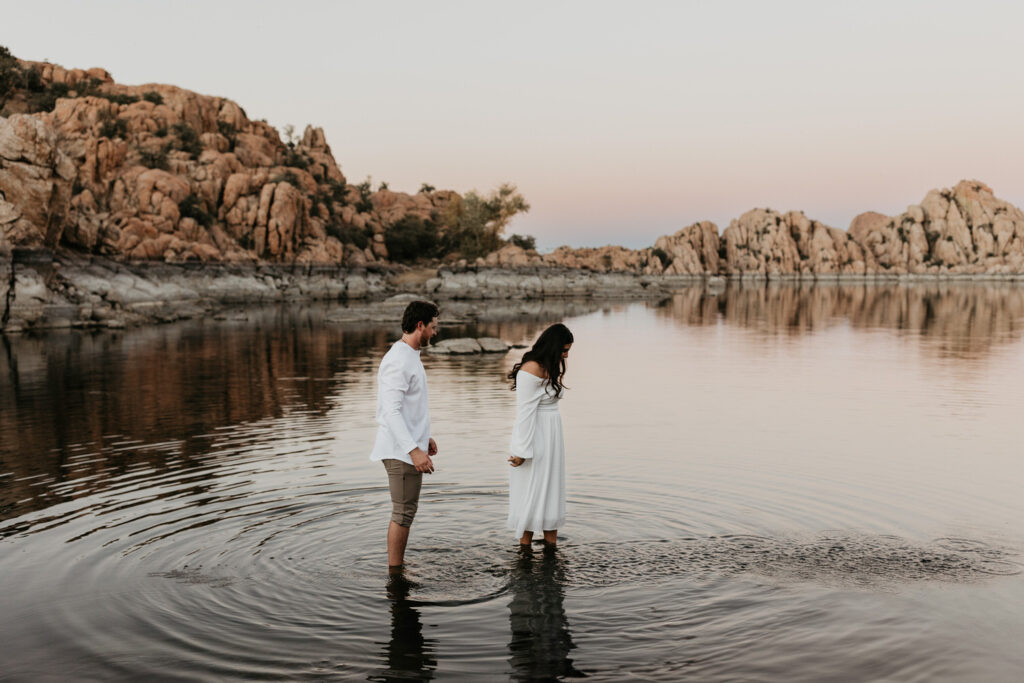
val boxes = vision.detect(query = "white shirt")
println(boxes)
[370,340,431,465]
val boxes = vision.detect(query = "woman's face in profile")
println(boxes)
[561,343,572,359]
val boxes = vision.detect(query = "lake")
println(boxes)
[2,283,1023,681]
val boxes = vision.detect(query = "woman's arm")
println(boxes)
[509,375,544,462]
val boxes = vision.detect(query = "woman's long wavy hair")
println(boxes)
[508,323,574,397]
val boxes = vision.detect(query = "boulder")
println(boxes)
[477,337,510,353]
[426,338,483,354]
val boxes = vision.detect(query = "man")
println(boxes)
[370,300,440,572]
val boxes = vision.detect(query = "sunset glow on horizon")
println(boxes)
[7,0,1024,250]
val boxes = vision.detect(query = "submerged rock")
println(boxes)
[426,337,511,355]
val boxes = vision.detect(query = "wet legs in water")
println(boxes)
[388,521,411,570]
[519,529,558,547]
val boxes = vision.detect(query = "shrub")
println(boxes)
[271,171,300,187]
[419,183,435,194]
[25,81,70,113]
[378,181,389,191]
[326,222,372,249]
[171,122,202,158]
[138,146,169,170]
[508,233,536,251]
[355,178,373,213]
[440,183,530,259]
[155,126,168,138]
[178,194,213,227]
[216,120,237,150]
[327,178,348,205]
[385,215,438,262]
[282,147,309,170]
[98,111,129,139]
[99,92,140,105]
[142,91,163,105]
[651,247,670,267]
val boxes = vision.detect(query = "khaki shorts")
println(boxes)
[383,459,423,527]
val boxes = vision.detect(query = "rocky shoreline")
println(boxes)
[5,249,1024,334]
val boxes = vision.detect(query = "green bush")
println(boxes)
[155,126,168,137]
[355,179,373,213]
[99,92,139,105]
[171,122,202,158]
[142,91,163,105]
[138,146,169,170]
[385,215,438,262]
[326,222,372,249]
[282,147,309,170]
[216,120,237,151]
[99,118,128,139]
[508,233,536,251]
[178,194,213,227]
[271,171,301,187]
[98,110,129,139]
[326,178,348,205]
[419,183,435,194]
[24,81,70,112]
[440,183,530,259]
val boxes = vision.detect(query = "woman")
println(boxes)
[507,323,574,547]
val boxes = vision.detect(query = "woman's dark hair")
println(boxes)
[401,300,439,333]
[508,323,574,397]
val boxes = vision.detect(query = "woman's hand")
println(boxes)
[508,456,525,467]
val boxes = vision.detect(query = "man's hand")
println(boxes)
[410,447,434,473]
[508,456,525,467]
[428,438,438,456]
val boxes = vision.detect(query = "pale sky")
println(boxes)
[5,1,1024,249]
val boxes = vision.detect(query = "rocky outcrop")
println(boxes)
[720,209,868,277]
[848,180,1024,275]
[0,252,387,332]
[0,57,461,266]
[595,180,1024,278]
[654,221,720,275]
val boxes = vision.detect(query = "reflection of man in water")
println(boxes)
[369,574,437,682]
[508,547,586,680]
[370,301,440,572]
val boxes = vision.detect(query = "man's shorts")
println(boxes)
[383,459,423,527]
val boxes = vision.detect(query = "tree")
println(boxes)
[0,45,26,109]
[441,183,531,259]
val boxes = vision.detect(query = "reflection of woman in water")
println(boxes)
[370,575,436,682]
[508,547,585,680]
[507,323,573,547]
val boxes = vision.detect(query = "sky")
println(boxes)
[5,1,1024,250]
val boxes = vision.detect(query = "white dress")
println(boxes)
[507,371,566,536]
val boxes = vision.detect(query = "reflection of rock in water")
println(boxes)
[508,547,587,681]
[657,282,1024,359]
[370,575,437,682]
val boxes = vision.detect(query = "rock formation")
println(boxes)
[583,180,1024,278]
[0,57,461,266]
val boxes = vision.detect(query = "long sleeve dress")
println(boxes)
[507,371,566,537]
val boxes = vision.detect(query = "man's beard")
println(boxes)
[419,330,431,347]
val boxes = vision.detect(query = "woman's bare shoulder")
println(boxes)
[519,360,547,379]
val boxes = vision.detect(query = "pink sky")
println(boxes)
[6,1,1024,249]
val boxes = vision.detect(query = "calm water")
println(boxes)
[2,285,1023,681]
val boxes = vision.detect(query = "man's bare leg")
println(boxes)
[388,521,411,569]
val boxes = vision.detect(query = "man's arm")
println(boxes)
[378,361,419,456]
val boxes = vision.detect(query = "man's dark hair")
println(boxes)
[401,300,440,333]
